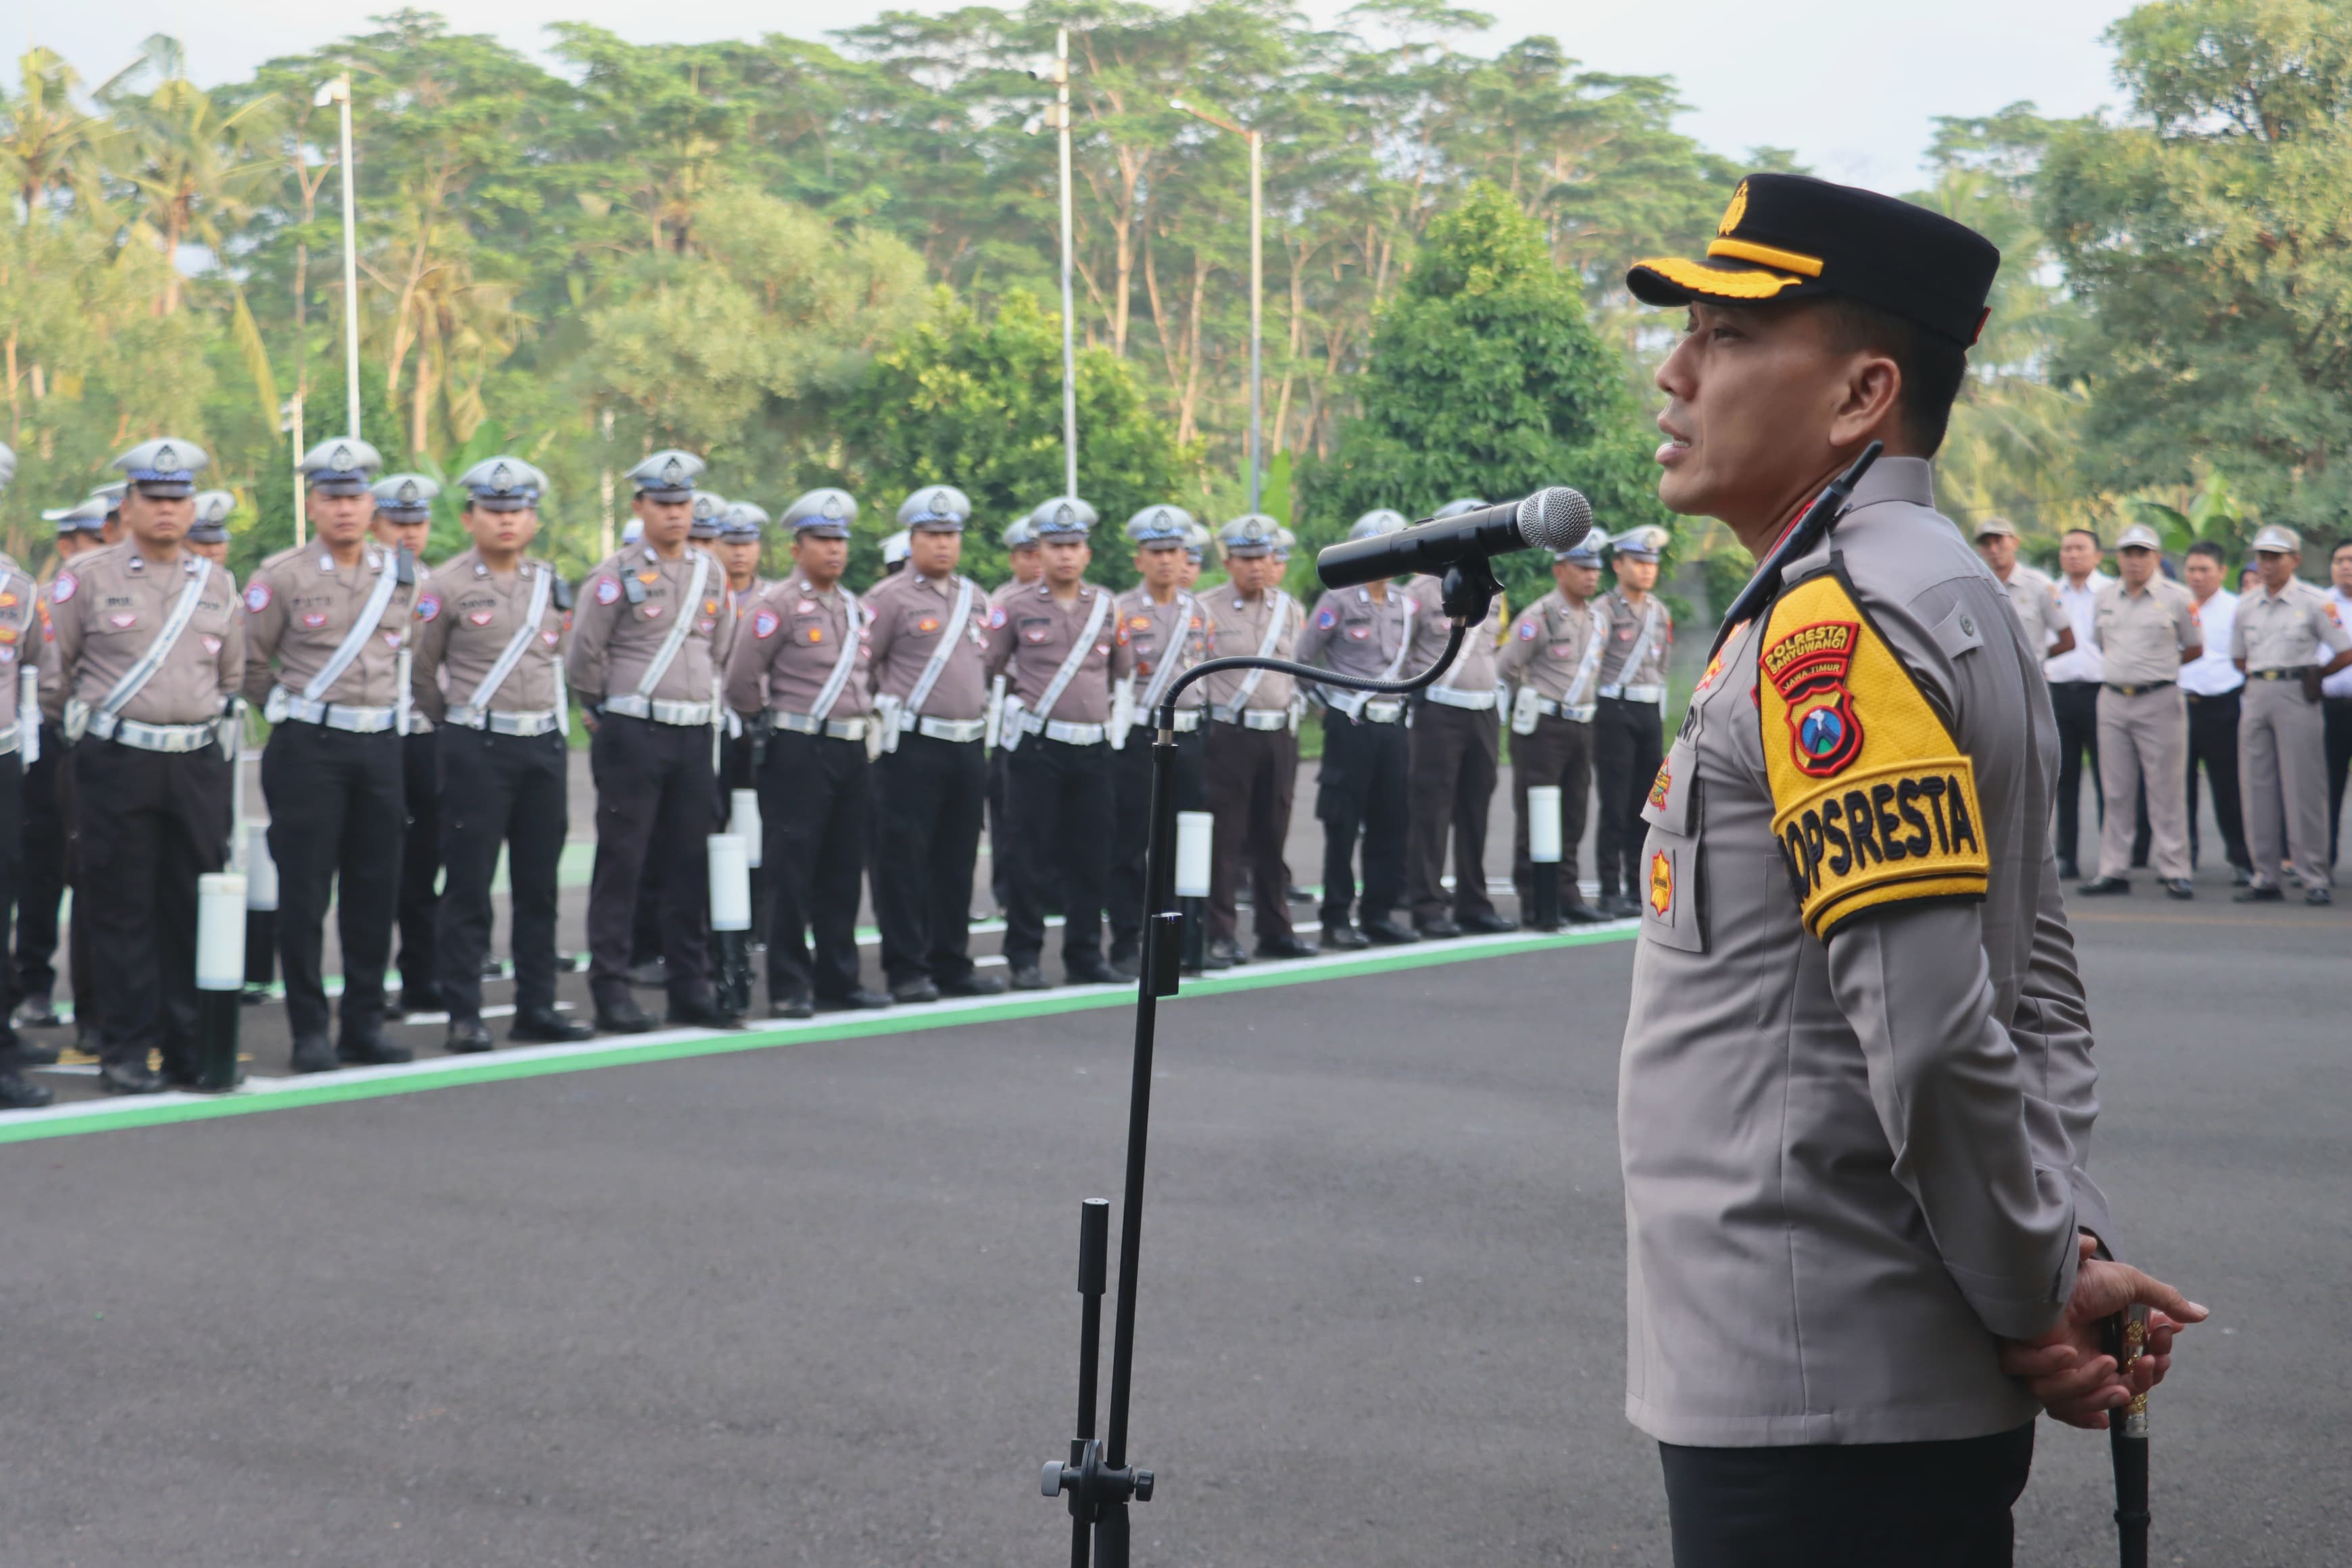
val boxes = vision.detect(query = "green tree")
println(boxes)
[1302,180,1663,607]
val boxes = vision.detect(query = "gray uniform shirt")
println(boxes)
[1196,587,1302,711]
[1498,589,1601,702]
[2090,577,2201,683]
[409,549,569,721]
[1113,585,1205,696]
[43,543,243,725]
[983,582,1132,723]
[1296,586,1413,682]
[1594,587,1673,691]
[241,543,420,708]
[1994,563,2065,654]
[723,574,870,719]
[2232,579,2352,670]
[1403,576,1498,692]
[865,569,989,720]
[1619,457,2102,1447]
[566,546,736,705]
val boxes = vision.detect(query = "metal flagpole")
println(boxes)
[331,75,361,441]
[1056,28,1077,497]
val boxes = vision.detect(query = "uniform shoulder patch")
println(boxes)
[989,606,1008,629]
[52,572,77,604]
[416,593,441,622]
[1317,607,1337,629]
[593,576,621,606]
[753,607,780,640]
[1516,618,1538,639]
[1759,570,1988,942]
[242,581,271,613]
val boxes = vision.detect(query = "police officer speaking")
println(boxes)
[568,449,743,1033]
[408,458,593,1052]
[1617,173,2205,1563]
[43,439,244,1096]
[244,438,420,1073]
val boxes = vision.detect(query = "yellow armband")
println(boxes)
[1759,570,1988,941]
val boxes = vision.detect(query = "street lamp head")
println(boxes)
[313,77,349,107]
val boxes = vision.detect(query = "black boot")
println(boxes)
[510,1006,594,1044]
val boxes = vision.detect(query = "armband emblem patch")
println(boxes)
[1763,620,1863,777]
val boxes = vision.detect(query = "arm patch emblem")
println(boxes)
[1759,570,1988,941]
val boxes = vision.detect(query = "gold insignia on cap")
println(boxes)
[1717,180,1748,237]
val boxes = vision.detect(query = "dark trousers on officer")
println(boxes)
[874,733,989,988]
[1592,695,1663,902]
[395,727,443,1004]
[0,751,22,1068]
[72,739,229,1075]
[1512,713,1592,903]
[1316,712,1407,929]
[1408,700,1500,925]
[2049,679,2102,871]
[987,744,1014,912]
[437,726,567,1024]
[2326,695,2352,866]
[629,856,665,970]
[589,714,716,1008]
[11,738,64,1009]
[1206,722,1297,946]
[1005,736,1114,971]
[1659,1422,2034,1568]
[2186,689,2251,873]
[1109,726,1208,962]
[263,722,406,1043]
[759,730,868,1004]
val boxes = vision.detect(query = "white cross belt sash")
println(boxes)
[1331,596,1415,720]
[75,558,214,739]
[1599,599,1663,702]
[902,577,975,718]
[633,553,712,699]
[1004,590,1111,751]
[1215,589,1291,722]
[462,564,556,717]
[301,556,403,702]
[800,585,866,722]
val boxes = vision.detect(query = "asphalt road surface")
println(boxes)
[1,841,2341,1565]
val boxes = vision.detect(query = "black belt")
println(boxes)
[2251,667,2316,681]
[2103,681,2174,697]
[2184,688,2238,702]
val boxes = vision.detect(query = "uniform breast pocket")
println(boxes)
[902,609,943,641]
[1639,741,1706,953]
[791,614,831,647]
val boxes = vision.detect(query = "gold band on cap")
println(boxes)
[1705,238,1825,277]
[1631,256,1805,299]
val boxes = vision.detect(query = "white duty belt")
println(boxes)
[1212,590,1290,724]
[609,554,711,723]
[267,553,404,729]
[67,558,215,747]
[1001,591,1111,752]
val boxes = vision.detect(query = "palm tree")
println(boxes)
[0,49,113,220]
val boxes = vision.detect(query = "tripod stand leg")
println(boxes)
[1094,1499,1129,1568]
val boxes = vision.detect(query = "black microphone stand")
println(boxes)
[1039,558,1496,1568]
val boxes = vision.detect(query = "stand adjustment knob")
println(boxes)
[1132,1469,1154,1502]
[1043,1461,1069,1498]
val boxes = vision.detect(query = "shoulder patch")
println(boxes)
[1760,570,1988,942]
[52,572,77,605]
[594,576,622,606]
[242,581,271,613]
[1316,607,1337,629]
[416,593,441,622]
[1516,618,1537,640]
[753,607,780,640]
[989,606,1008,629]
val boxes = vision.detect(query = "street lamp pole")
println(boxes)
[1171,99,1263,513]
[314,75,362,443]
[1056,29,1078,498]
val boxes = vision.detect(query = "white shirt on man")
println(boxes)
[2327,587,2352,700]
[2044,569,2111,685]
[2180,587,2245,697]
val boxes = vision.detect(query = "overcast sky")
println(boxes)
[25,0,2140,193]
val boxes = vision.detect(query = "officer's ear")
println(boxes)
[552,576,575,612]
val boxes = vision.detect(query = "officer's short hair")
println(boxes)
[2063,526,2103,550]
[1815,297,1967,458]
[2186,539,2228,566]
[2331,537,2352,562]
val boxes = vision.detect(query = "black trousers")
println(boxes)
[437,726,568,1023]
[263,722,406,1042]
[1511,712,1592,900]
[873,734,989,987]
[0,752,22,1067]
[11,737,64,1006]
[629,852,665,969]
[987,743,1014,912]
[71,739,229,1073]
[52,745,95,1031]
[1005,736,1114,969]
[1406,701,1500,923]
[2186,689,2251,872]
[1108,726,1209,960]
[759,730,868,1003]
[2326,695,2352,866]
[2049,679,2102,868]
[588,714,715,1006]
[1205,722,1298,944]
[1592,695,1663,900]
[1315,713,1408,927]
[1659,1423,2034,1568]
[395,727,443,1002]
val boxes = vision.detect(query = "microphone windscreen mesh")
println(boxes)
[1516,487,1593,552]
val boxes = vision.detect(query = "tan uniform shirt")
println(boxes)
[1498,589,1602,703]
[1296,586,1413,682]
[1402,576,1500,694]
[724,577,776,625]
[2090,577,2201,683]
[1595,587,1673,693]
[983,581,1132,724]
[1113,585,1206,700]
[1195,586,1302,712]
[1994,563,2065,654]
[241,542,420,708]
[990,574,1044,613]
[865,569,990,720]
[724,574,870,720]
[43,543,243,725]
[0,556,39,730]
[409,549,570,722]
[2232,579,2352,671]
[566,545,736,706]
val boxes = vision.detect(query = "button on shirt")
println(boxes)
[1994,564,2066,655]
[1295,586,1411,682]
[241,543,419,708]
[1593,587,1672,691]
[42,543,243,725]
[2045,571,2109,683]
[1404,576,1500,691]
[2179,589,2245,696]
[2232,579,2352,672]
[864,569,989,720]
[1497,589,1602,702]
[724,574,870,720]
[408,549,569,721]
[1194,587,1301,712]
[2090,578,2200,683]
[566,547,736,704]
[983,581,1133,724]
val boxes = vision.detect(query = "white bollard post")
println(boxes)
[195,873,247,1089]
[729,789,763,869]
[1175,810,1214,973]
[243,825,278,994]
[1526,785,1563,931]
[708,833,754,1015]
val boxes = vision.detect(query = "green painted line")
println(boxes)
[0,925,1638,1146]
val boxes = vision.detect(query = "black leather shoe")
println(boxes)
[1285,883,1315,905]
[2162,879,2195,900]
[890,977,943,1005]
[445,1021,496,1054]
[289,1034,340,1074]
[627,958,668,988]
[482,956,509,979]
[339,1031,414,1066]
[937,973,1008,998]
[11,993,59,1029]
[395,989,443,1017]
[1560,899,1607,925]
[15,1034,60,1066]
[1319,923,1370,952]
[2232,883,2284,903]
[1063,960,1119,986]
[1359,917,1419,946]
[1105,956,1142,983]
[1256,933,1318,960]
[1008,964,1050,991]
[1416,918,1464,940]
[820,988,893,1011]
[594,998,660,1033]
[509,1007,593,1044]
[2306,886,2333,906]
[1460,910,1519,935]
[768,995,814,1020]
[98,1061,164,1096]
[2075,876,2132,896]
[2231,864,2253,886]
[1206,937,1249,969]
[0,1069,55,1108]
[669,996,747,1029]
[2055,860,2080,882]
[1602,893,1644,919]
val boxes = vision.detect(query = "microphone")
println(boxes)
[1315,487,1592,590]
